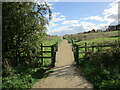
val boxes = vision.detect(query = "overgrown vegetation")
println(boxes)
[2,2,53,89]
[79,45,120,88]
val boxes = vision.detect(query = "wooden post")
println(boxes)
[56,40,58,51]
[71,38,74,51]
[92,42,94,53]
[74,44,76,62]
[76,44,79,66]
[85,42,87,60]
[41,43,43,65]
[51,45,55,67]
[54,44,56,62]
[54,44,56,65]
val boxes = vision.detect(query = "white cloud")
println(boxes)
[103,0,118,25]
[47,12,66,29]
[80,0,119,28]
[51,17,66,22]
[48,22,100,35]
[49,12,66,22]
[81,16,104,22]
[47,25,82,35]
[44,0,59,2]
[43,0,116,2]
[47,22,58,28]
[81,0,119,25]
[80,22,99,31]
[60,15,66,18]
[62,20,79,25]
[52,12,61,17]
[47,0,120,35]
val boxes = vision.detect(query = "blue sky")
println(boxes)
[52,2,110,19]
[46,1,118,36]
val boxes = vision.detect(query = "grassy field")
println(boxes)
[42,36,62,66]
[65,31,119,44]
[43,36,62,45]
[65,31,119,58]
[76,37,119,45]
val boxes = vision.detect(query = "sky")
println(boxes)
[42,0,119,36]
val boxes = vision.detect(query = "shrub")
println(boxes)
[79,46,120,88]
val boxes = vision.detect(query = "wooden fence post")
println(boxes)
[71,38,74,51]
[73,44,76,62]
[51,45,55,67]
[56,40,58,51]
[85,42,87,60]
[74,44,76,62]
[54,44,56,65]
[41,43,43,65]
[76,44,79,66]
[92,42,94,53]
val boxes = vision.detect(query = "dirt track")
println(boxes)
[32,39,93,88]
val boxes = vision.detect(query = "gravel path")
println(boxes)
[32,39,93,88]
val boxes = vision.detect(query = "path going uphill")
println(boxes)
[32,39,93,88]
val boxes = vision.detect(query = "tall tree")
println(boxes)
[2,2,52,75]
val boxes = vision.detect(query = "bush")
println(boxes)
[79,46,120,88]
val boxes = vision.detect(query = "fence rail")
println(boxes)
[38,40,58,67]
[71,38,118,66]
[4,40,59,67]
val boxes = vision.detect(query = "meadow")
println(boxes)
[65,31,119,44]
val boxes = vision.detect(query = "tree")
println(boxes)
[2,2,52,75]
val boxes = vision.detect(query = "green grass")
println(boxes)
[65,31,119,43]
[66,31,119,61]
[67,31,120,88]
[76,37,118,45]
[79,46,120,88]
[75,37,118,60]
[99,31,119,33]
[65,31,119,61]
[2,36,62,89]
[2,63,54,89]
[43,36,62,66]
[43,36,62,45]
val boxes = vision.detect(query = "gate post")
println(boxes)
[85,42,87,60]
[55,40,58,51]
[76,44,79,66]
[73,44,76,62]
[71,38,74,51]
[54,44,56,65]
[41,43,43,65]
[51,45,55,67]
